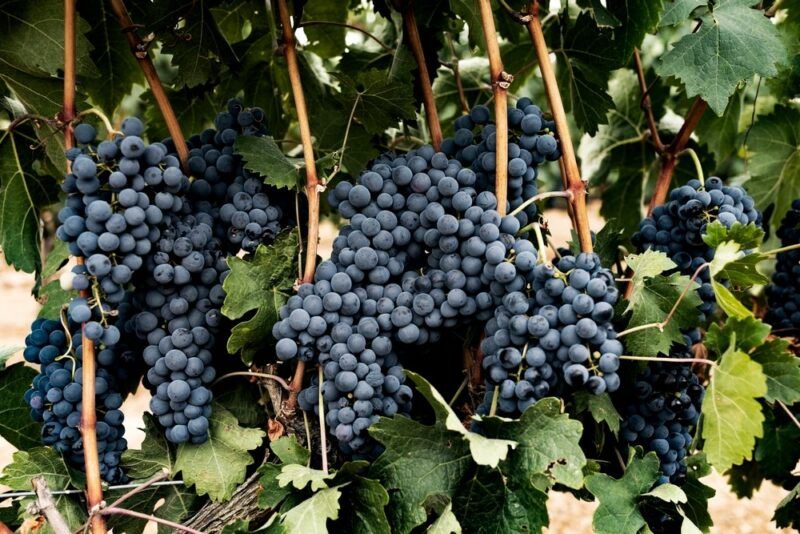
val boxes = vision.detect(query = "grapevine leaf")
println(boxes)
[714,253,769,286]
[36,281,72,321]
[585,451,661,534]
[574,391,621,435]
[277,464,334,491]
[369,415,472,533]
[0,132,58,274]
[105,478,201,534]
[577,0,621,27]
[0,0,97,78]
[406,371,516,468]
[642,483,687,503]
[301,0,349,57]
[235,135,302,190]
[168,3,236,88]
[767,0,800,100]
[754,409,800,480]
[695,88,743,162]
[449,0,482,50]
[711,280,752,318]
[477,397,587,489]
[220,519,250,534]
[427,501,461,534]
[681,453,715,532]
[701,345,767,471]
[746,105,800,226]
[78,0,142,113]
[0,363,44,451]
[335,474,392,534]
[41,240,69,282]
[623,252,702,356]
[453,467,549,534]
[774,481,800,529]
[280,485,342,532]
[555,53,615,136]
[0,64,66,118]
[271,435,309,466]
[701,220,764,250]
[660,0,706,26]
[725,459,764,499]
[656,0,788,114]
[210,1,253,44]
[337,69,416,134]
[705,315,770,355]
[1,446,79,491]
[122,414,176,479]
[593,220,627,268]
[174,403,265,501]
[0,346,21,369]
[708,241,743,278]
[222,232,298,362]
[258,463,293,510]
[751,338,800,404]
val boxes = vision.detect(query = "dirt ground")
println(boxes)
[0,205,793,532]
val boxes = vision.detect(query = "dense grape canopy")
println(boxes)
[766,199,800,330]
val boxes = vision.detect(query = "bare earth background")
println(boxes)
[0,205,792,532]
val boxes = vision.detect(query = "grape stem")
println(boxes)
[633,48,665,154]
[275,0,323,409]
[762,242,800,256]
[296,21,392,52]
[109,0,189,171]
[488,385,500,417]
[678,147,705,188]
[213,371,292,391]
[477,0,510,216]
[402,3,443,151]
[617,262,709,338]
[619,355,717,366]
[317,365,329,474]
[526,4,592,253]
[532,222,549,264]
[449,376,469,406]
[98,507,203,534]
[509,190,573,218]
[75,109,119,139]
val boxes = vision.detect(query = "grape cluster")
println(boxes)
[477,252,623,416]
[279,100,565,453]
[765,199,800,330]
[57,119,188,309]
[619,342,704,485]
[184,99,287,253]
[633,177,761,315]
[23,318,128,483]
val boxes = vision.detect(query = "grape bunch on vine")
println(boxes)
[0,1,797,533]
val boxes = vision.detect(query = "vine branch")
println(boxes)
[402,3,443,150]
[31,476,70,534]
[478,0,510,215]
[109,0,189,171]
[527,4,592,252]
[276,0,322,409]
[633,48,664,153]
[99,507,203,534]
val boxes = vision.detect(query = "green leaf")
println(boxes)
[0,0,97,78]
[0,132,57,274]
[105,475,201,534]
[657,0,787,114]
[211,1,253,44]
[643,483,687,503]
[277,464,334,492]
[711,280,752,318]
[708,241,743,279]
[0,363,44,450]
[746,105,800,226]
[369,415,472,533]
[702,220,764,250]
[36,281,72,321]
[41,240,69,282]
[0,64,65,119]
[235,135,301,190]
[660,0,706,26]
[754,408,800,480]
[405,371,516,468]
[337,69,416,134]
[221,232,298,362]
[695,88,743,162]
[453,467,549,534]
[174,403,265,501]
[78,0,142,113]
[593,220,627,268]
[477,398,587,490]
[258,462,293,510]
[280,485,342,532]
[714,252,769,286]
[774,481,800,529]
[585,451,661,534]
[220,519,250,534]
[701,345,766,471]
[1,446,77,490]
[681,453,715,532]
[301,0,349,57]
[0,346,21,369]
[335,474,392,534]
[623,251,702,356]
[271,435,309,466]
[574,391,621,435]
[122,414,176,480]
[555,51,615,136]
[578,0,622,27]
[168,3,235,88]
[751,338,800,404]
[705,315,770,355]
